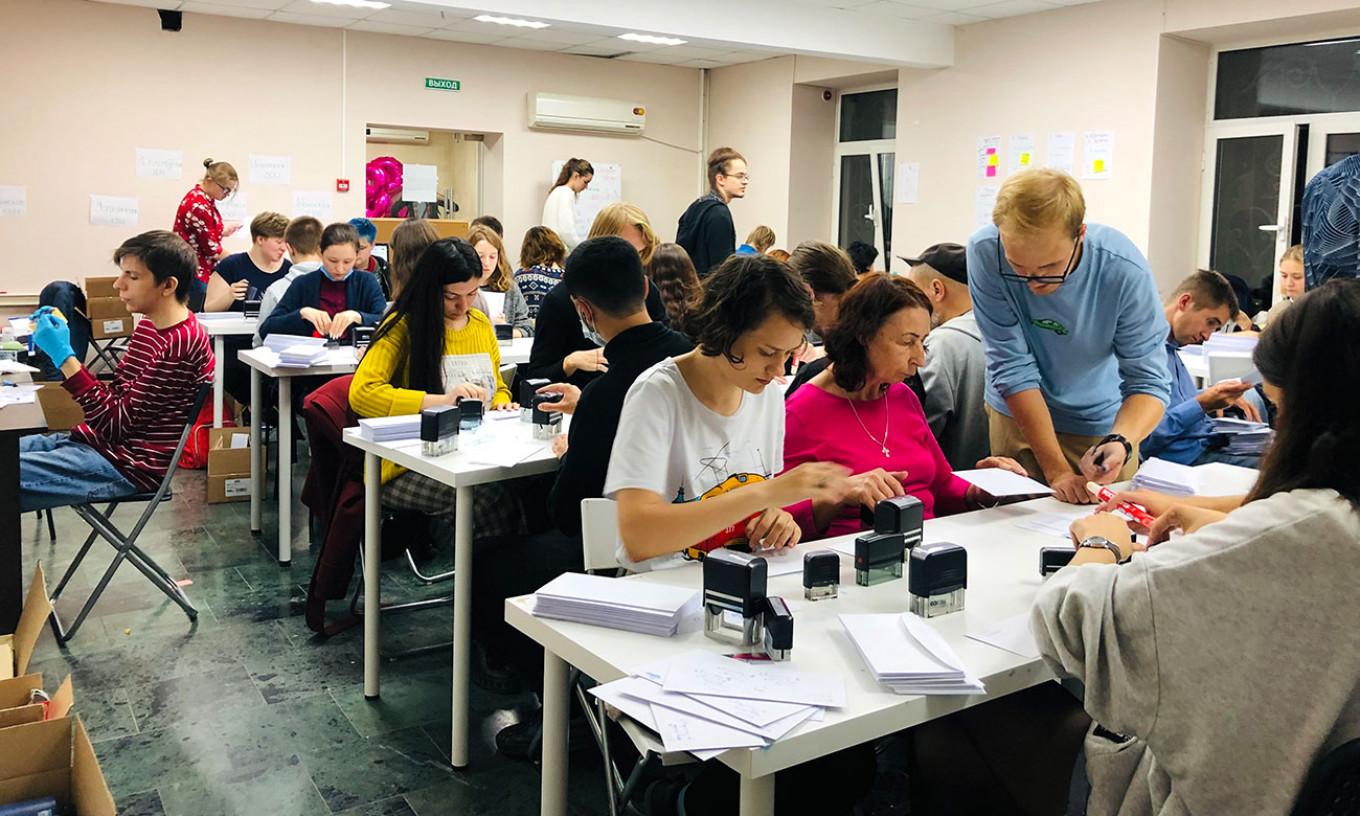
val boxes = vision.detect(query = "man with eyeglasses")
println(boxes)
[966,169,1170,504]
[676,146,749,277]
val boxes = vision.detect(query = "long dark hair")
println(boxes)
[648,243,700,335]
[824,274,932,393]
[369,237,481,394]
[550,158,594,193]
[1248,279,1360,506]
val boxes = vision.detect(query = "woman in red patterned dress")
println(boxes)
[174,158,241,293]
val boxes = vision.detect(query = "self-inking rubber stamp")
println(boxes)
[802,550,840,601]
[519,378,550,422]
[862,495,925,551]
[531,392,563,440]
[702,548,768,647]
[854,532,905,587]
[908,541,967,617]
[420,405,459,457]
[458,398,484,433]
[762,597,794,661]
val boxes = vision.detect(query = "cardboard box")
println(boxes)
[84,298,127,322]
[83,276,118,300]
[35,384,83,431]
[0,717,115,816]
[89,315,132,341]
[208,427,252,504]
[1,567,51,682]
[0,676,73,731]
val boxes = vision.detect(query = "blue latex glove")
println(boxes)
[31,313,75,366]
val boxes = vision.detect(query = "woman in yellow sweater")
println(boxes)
[350,237,523,536]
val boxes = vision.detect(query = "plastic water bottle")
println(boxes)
[0,327,22,364]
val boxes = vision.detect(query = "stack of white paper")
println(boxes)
[1210,417,1272,455]
[1204,333,1257,354]
[277,344,330,367]
[357,415,422,442]
[589,650,841,758]
[841,613,985,695]
[1132,457,1201,495]
[532,573,700,637]
[195,311,243,322]
[263,334,325,353]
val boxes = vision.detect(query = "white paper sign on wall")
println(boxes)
[405,164,438,203]
[292,190,333,220]
[136,148,183,180]
[0,186,26,217]
[90,195,139,228]
[250,154,292,185]
[551,161,622,240]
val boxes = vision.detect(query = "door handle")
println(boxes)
[1258,224,1282,232]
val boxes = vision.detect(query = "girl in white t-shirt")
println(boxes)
[605,254,851,570]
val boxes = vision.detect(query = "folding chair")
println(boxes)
[47,383,212,643]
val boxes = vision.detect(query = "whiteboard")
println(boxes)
[551,161,622,239]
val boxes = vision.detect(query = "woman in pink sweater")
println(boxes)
[784,274,1025,539]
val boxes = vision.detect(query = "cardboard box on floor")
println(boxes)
[89,314,133,341]
[0,676,74,731]
[83,277,118,300]
[84,297,127,322]
[0,716,115,816]
[208,427,252,504]
[0,566,51,683]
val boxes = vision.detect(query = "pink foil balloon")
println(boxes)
[366,156,403,218]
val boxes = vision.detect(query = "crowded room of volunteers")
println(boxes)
[7,1,1360,814]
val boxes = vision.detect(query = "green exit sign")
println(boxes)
[425,77,461,92]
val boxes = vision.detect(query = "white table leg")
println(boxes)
[540,649,570,816]
[277,376,292,566]
[363,451,381,700]
[738,773,776,816]
[212,335,224,428]
[250,366,262,533]
[451,485,473,768]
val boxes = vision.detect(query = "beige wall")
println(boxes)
[707,57,797,245]
[0,0,702,293]
[787,84,837,248]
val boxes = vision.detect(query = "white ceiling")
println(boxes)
[92,0,1104,68]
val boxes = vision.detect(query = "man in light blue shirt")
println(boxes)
[967,169,1170,504]
[1143,270,1262,466]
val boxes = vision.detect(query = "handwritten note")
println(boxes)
[1047,132,1075,173]
[662,650,846,708]
[1009,133,1036,173]
[1083,131,1114,180]
[974,185,999,230]
[292,190,333,220]
[135,148,183,180]
[0,186,26,217]
[250,154,291,185]
[977,135,1002,180]
[89,195,139,228]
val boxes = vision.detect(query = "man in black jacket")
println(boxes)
[471,237,693,758]
[676,146,748,277]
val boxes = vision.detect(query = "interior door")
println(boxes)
[834,146,895,272]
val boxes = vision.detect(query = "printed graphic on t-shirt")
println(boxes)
[671,442,774,559]
[441,352,494,396]
[1030,317,1070,336]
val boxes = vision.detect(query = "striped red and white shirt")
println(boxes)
[173,186,224,283]
[64,314,214,492]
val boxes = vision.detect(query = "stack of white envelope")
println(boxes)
[532,573,701,637]
[840,613,986,695]
[1132,457,1201,496]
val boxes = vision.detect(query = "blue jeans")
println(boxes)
[20,433,137,512]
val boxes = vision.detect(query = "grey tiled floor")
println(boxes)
[19,461,913,816]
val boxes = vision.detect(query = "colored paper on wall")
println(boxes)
[896,162,919,204]
[1047,132,1076,173]
[292,190,333,220]
[1083,131,1114,180]
[976,136,1002,180]
[250,154,291,185]
[135,148,183,181]
[1009,133,1036,172]
[0,186,26,217]
[404,164,438,203]
[90,195,139,228]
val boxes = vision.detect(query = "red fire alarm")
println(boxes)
[336,179,350,193]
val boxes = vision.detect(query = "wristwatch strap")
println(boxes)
[1098,433,1132,464]
[1079,536,1126,563]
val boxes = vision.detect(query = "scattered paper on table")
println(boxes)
[953,468,1053,497]
[0,185,28,217]
[896,162,920,204]
[967,613,1040,659]
[292,191,333,220]
[250,154,291,185]
[1047,132,1075,173]
[466,441,541,468]
[135,148,183,180]
[1009,133,1036,173]
[89,195,138,228]
[662,649,846,708]
[0,385,40,408]
[1082,131,1114,180]
[650,702,766,753]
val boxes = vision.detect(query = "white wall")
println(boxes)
[0,0,702,293]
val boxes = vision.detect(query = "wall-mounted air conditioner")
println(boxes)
[527,93,646,136]
[366,127,431,145]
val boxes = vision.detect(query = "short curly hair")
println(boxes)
[686,254,813,365]
[824,274,932,393]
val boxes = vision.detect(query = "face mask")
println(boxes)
[579,318,605,348]
[321,265,350,283]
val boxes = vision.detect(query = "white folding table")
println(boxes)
[198,314,258,428]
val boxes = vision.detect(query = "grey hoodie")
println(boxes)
[919,311,987,469]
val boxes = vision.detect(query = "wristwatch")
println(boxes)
[1078,536,1126,563]
[1096,433,1132,465]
